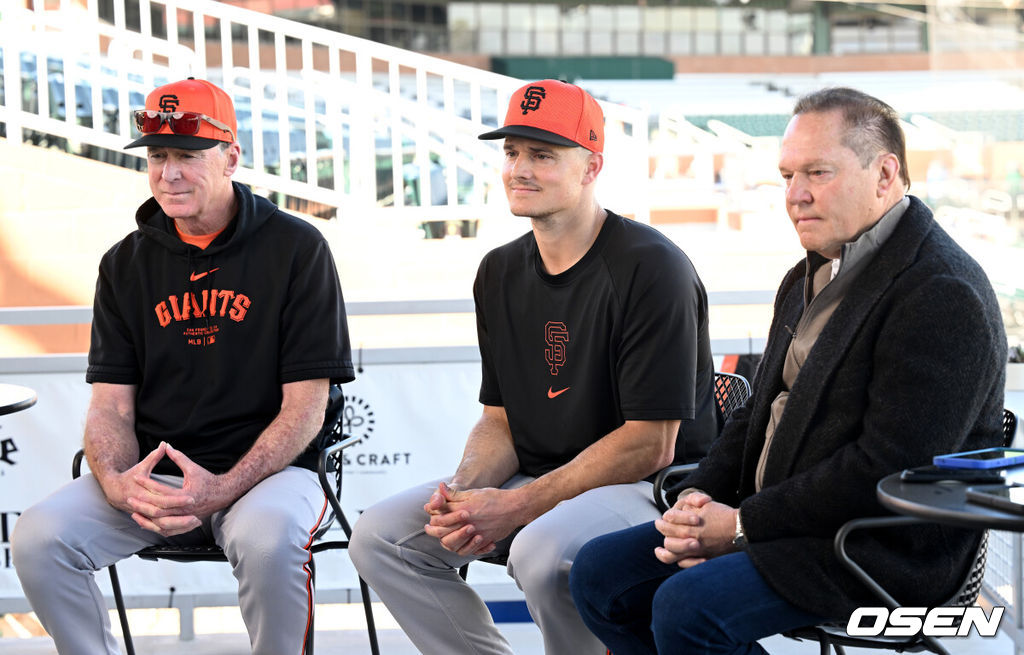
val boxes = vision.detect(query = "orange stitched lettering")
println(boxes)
[229,294,251,322]
[189,291,206,318]
[216,290,235,316]
[168,295,183,321]
[154,291,249,327]
[155,302,172,327]
[183,325,219,347]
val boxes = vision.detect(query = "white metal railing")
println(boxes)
[0,294,774,374]
[0,0,650,222]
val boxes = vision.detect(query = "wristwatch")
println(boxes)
[732,509,748,549]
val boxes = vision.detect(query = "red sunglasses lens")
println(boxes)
[134,110,163,134]
[167,113,201,135]
[133,111,203,136]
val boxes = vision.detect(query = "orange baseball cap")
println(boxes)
[126,77,237,150]
[479,79,604,153]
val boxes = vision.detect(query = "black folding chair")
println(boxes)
[71,384,380,655]
[652,370,752,511]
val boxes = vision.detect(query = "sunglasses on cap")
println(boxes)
[132,109,234,141]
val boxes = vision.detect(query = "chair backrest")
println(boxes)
[1004,408,1018,448]
[313,383,348,539]
[949,531,989,608]
[944,410,1011,606]
[316,383,347,452]
[713,371,751,426]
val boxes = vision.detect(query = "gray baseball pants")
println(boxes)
[349,475,662,655]
[11,466,325,655]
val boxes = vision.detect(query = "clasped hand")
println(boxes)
[654,491,739,568]
[109,442,225,537]
[422,483,520,557]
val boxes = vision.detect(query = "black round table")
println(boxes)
[877,471,1024,532]
[0,383,37,416]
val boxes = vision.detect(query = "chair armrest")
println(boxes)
[652,463,700,512]
[72,449,85,479]
[317,434,364,539]
[833,515,933,611]
[833,515,984,655]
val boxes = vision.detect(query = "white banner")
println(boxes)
[0,362,518,602]
[1,371,91,599]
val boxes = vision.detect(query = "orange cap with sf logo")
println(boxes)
[125,77,237,150]
[478,79,604,153]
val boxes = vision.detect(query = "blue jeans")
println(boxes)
[569,521,827,655]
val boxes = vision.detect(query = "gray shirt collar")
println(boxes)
[833,195,909,282]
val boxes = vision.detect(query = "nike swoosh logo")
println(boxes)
[190,268,220,281]
[547,386,570,399]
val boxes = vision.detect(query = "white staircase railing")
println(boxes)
[0,0,650,222]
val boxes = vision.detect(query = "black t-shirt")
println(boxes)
[473,211,717,477]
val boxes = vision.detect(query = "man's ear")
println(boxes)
[223,143,242,177]
[877,153,900,196]
[582,151,604,186]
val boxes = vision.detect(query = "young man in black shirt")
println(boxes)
[350,79,717,654]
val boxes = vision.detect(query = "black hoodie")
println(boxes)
[87,182,354,475]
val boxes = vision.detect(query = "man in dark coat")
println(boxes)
[567,87,1007,655]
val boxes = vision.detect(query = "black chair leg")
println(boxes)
[359,576,380,655]
[306,559,316,655]
[108,563,135,655]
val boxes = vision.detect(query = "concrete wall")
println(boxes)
[0,139,150,355]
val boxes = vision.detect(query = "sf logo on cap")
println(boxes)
[159,94,180,112]
[520,86,546,115]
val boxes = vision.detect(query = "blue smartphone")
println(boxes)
[933,447,1024,470]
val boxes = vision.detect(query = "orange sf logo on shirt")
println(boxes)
[545,321,569,375]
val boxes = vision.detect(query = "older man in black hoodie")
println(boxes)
[13,78,353,655]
